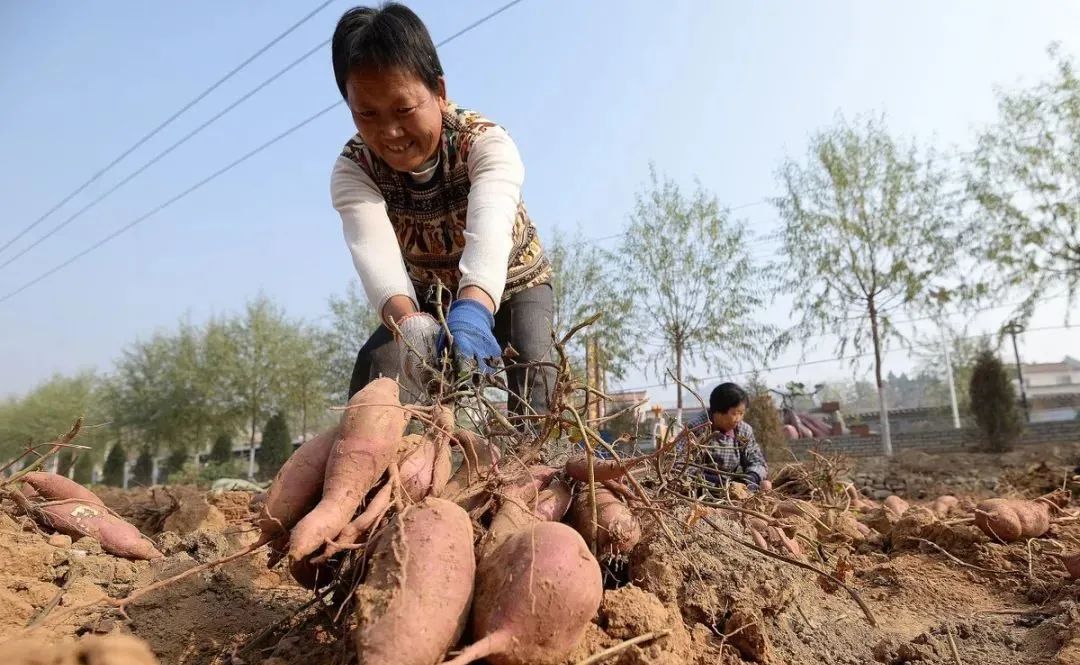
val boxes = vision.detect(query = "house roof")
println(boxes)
[1023,355,1080,373]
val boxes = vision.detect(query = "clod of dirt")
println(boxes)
[577,585,694,664]
[206,491,256,523]
[161,496,226,535]
[47,534,73,548]
[6,633,160,665]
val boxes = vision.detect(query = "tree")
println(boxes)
[773,114,957,455]
[132,448,154,486]
[547,226,635,381]
[223,296,299,479]
[209,433,234,465]
[282,326,330,443]
[257,412,292,480]
[73,452,95,485]
[614,166,774,412]
[743,376,789,465]
[969,349,1023,452]
[966,45,1080,323]
[0,371,105,462]
[319,282,381,404]
[103,443,127,487]
[162,448,189,482]
[55,450,75,477]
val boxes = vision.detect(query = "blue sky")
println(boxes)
[2,0,1078,404]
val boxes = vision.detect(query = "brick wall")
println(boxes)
[788,419,1080,458]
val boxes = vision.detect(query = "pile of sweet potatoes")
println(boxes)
[256,377,647,664]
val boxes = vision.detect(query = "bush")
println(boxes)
[256,413,292,481]
[103,443,126,487]
[969,349,1023,452]
[162,448,190,483]
[744,386,789,466]
[169,460,243,487]
[209,433,234,465]
[72,453,95,485]
[132,448,155,486]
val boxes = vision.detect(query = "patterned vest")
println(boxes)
[340,104,551,305]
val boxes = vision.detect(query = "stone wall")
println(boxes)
[788,419,1080,459]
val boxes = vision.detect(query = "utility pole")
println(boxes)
[939,322,961,429]
[1003,320,1030,423]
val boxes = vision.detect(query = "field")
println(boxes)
[3,439,1080,665]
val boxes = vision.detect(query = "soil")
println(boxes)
[4,440,1080,664]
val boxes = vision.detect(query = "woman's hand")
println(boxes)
[438,298,501,374]
[395,312,442,394]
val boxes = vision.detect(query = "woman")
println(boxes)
[330,3,554,417]
[682,383,770,492]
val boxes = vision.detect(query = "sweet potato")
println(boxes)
[775,499,821,522]
[21,472,104,506]
[480,477,573,558]
[37,501,162,560]
[563,443,671,483]
[444,521,602,665]
[288,378,408,560]
[355,497,474,665]
[845,484,878,512]
[883,495,910,517]
[398,407,454,502]
[311,481,395,565]
[930,495,959,518]
[974,498,1051,543]
[567,485,641,559]
[441,430,501,511]
[258,426,338,538]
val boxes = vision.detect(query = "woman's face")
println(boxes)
[711,402,746,433]
[345,66,447,172]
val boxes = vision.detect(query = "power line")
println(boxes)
[0,38,330,273]
[616,322,1074,395]
[0,0,337,258]
[0,0,529,305]
[0,103,340,306]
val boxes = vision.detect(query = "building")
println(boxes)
[605,389,650,423]
[1020,356,1080,396]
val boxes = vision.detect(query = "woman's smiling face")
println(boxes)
[346,66,447,172]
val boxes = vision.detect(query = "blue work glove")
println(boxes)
[745,472,762,491]
[438,298,502,374]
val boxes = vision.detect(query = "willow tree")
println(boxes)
[547,226,635,381]
[967,45,1080,322]
[773,115,956,456]
[614,167,773,413]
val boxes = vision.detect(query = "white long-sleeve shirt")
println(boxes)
[331,125,524,315]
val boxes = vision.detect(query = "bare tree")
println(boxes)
[614,166,774,413]
[773,114,958,455]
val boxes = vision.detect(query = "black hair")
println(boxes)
[331,3,444,101]
[709,382,749,415]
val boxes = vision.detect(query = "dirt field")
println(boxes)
[4,441,1080,665]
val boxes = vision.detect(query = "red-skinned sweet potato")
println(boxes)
[21,472,104,506]
[567,484,641,559]
[398,407,454,502]
[883,495,910,517]
[288,378,408,560]
[355,497,475,665]
[480,477,573,558]
[974,498,1051,543]
[444,521,602,665]
[258,426,338,538]
[37,501,162,560]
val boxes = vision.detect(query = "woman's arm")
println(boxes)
[458,126,524,312]
[331,156,419,326]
